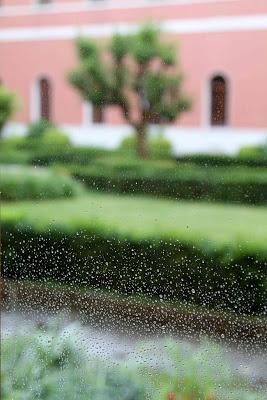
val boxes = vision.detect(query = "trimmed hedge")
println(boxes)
[31,147,111,166]
[0,148,32,165]
[2,212,267,314]
[119,133,172,160]
[0,166,83,201]
[0,135,111,166]
[67,159,267,205]
[176,153,267,168]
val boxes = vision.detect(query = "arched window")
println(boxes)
[39,77,51,121]
[210,75,227,126]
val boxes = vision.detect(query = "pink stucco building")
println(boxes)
[1,0,267,153]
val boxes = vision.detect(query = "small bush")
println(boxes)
[31,146,110,166]
[27,118,54,139]
[176,152,267,168]
[0,165,83,201]
[174,141,267,167]
[0,136,32,164]
[0,135,26,149]
[0,148,31,164]
[150,133,172,159]
[3,130,70,153]
[1,322,147,400]
[238,144,267,160]
[119,133,172,159]
[68,159,267,205]
[26,127,70,152]
[2,322,264,400]
[119,134,137,156]
[41,128,70,148]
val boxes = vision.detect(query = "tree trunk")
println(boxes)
[136,126,149,159]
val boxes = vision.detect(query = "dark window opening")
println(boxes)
[210,75,227,126]
[40,78,51,121]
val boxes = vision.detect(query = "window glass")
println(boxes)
[1,2,267,400]
[210,75,227,126]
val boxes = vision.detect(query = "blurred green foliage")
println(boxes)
[2,193,267,314]
[0,85,16,138]
[68,24,191,158]
[119,133,172,160]
[1,322,265,400]
[68,158,267,205]
[238,142,267,161]
[1,322,146,400]
[0,165,84,201]
[27,118,55,139]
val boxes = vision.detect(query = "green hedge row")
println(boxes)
[176,154,267,168]
[0,166,83,201]
[31,146,111,166]
[3,136,267,169]
[0,148,32,165]
[67,159,267,205]
[2,213,266,314]
[0,140,110,166]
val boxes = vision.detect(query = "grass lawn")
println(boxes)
[2,191,267,247]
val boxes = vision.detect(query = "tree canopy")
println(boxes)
[69,24,191,158]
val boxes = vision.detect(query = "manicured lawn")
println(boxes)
[2,191,267,246]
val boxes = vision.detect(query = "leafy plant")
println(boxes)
[68,160,267,205]
[40,128,70,148]
[1,324,265,400]
[1,322,147,400]
[238,144,267,160]
[119,133,172,160]
[68,24,191,159]
[27,119,55,139]
[2,195,267,314]
[0,165,84,201]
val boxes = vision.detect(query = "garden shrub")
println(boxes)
[150,133,172,159]
[176,141,267,168]
[3,322,261,400]
[1,128,70,157]
[2,213,266,314]
[119,134,137,156]
[238,143,267,160]
[40,127,70,148]
[0,165,83,201]
[0,135,111,166]
[0,134,26,149]
[68,160,267,205]
[31,146,111,166]
[1,322,147,400]
[119,133,172,159]
[27,118,55,139]
[0,148,31,164]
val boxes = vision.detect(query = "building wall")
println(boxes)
[0,0,267,130]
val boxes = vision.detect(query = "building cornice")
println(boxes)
[0,0,239,18]
[0,14,266,41]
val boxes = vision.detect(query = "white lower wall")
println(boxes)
[3,122,267,155]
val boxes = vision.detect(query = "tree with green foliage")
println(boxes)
[68,24,191,158]
[0,85,16,139]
